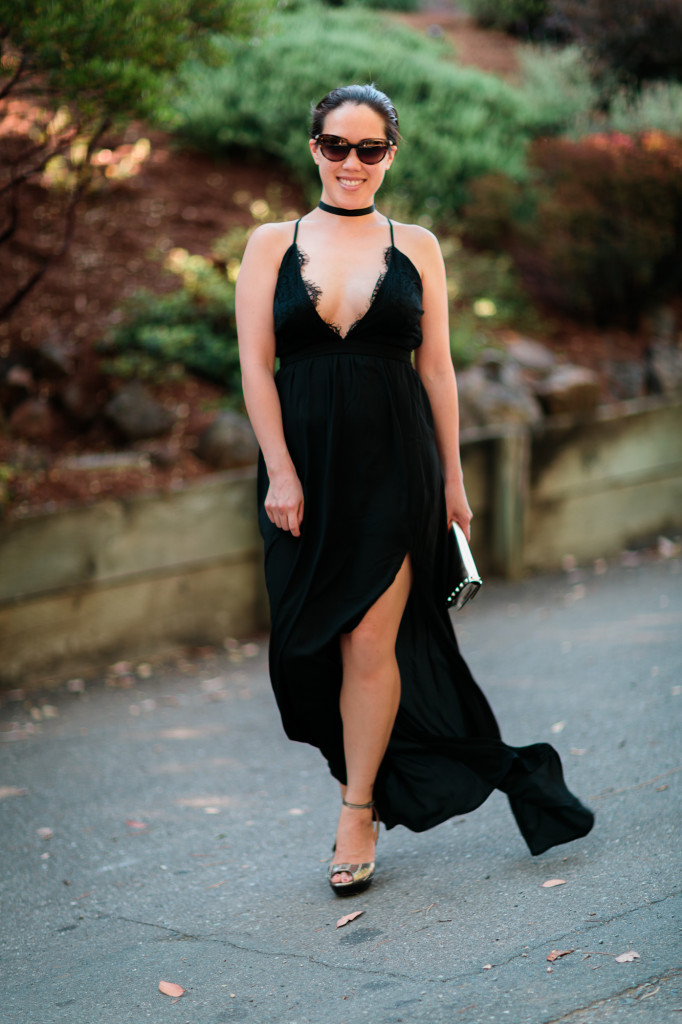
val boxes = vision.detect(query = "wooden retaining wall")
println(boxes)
[0,468,265,686]
[1,398,681,687]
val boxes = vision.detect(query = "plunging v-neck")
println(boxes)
[295,242,393,341]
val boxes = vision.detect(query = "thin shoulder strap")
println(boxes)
[387,218,395,247]
[293,218,301,244]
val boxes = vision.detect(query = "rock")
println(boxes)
[474,379,543,427]
[457,352,543,430]
[59,375,109,425]
[479,348,524,388]
[105,380,176,441]
[196,411,259,469]
[8,397,58,443]
[8,444,50,471]
[133,440,180,469]
[0,362,35,413]
[28,341,73,380]
[505,336,556,376]
[533,364,600,416]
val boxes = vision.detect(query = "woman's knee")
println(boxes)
[340,617,393,669]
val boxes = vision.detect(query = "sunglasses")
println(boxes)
[314,134,392,165]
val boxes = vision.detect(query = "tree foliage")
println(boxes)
[549,0,682,88]
[0,0,270,319]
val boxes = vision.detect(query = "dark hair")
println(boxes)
[310,84,400,145]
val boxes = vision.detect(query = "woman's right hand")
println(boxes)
[264,467,305,537]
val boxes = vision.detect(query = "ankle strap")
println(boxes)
[342,798,375,810]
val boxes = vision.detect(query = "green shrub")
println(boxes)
[549,0,682,87]
[513,132,682,326]
[103,245,242,391]
[170,6,536,215]
[516,44,599,135]
[517,44,682,135]
[103,189,297,394]
[516,44,682,136]
[606,81,682,134]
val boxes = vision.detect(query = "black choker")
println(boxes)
[318,200,375,217]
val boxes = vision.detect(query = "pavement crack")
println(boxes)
[540,967,682,1023]
[586,889,679,929]
[433,890,680,979]
[85,890,680,989]
[91,911,201,941]
[84,911,425,980]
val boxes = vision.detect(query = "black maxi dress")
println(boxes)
[257,219,594,857]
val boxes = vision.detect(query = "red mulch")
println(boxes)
[1,122,304,518]
[397,8,521,80]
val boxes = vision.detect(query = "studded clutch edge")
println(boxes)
[446,522,483,611]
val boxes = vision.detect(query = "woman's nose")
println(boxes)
[341,147,363,169]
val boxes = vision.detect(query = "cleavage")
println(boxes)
[297,245,391,338]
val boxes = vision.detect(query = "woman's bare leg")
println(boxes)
[331,555,412,884]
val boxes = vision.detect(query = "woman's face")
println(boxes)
[309,102,396,208]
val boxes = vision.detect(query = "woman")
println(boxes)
[236,84,593,896]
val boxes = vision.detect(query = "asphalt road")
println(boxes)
[1,553,681,1024]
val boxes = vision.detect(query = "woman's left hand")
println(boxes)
[445,476,473,541]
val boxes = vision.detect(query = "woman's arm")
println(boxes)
[408,227,473,539]
[236,223,304,536]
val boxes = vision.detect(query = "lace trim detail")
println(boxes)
[296,247,322,308]
[297,245,393,339]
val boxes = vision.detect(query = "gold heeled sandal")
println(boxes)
[328,798,380,896]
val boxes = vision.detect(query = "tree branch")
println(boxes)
[0,190,19,246]
[0,130,79,197]
[0,52,27,101]
[0,116,111,321]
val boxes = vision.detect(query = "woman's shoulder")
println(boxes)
[390,220,443,276]
[243,219,299,266]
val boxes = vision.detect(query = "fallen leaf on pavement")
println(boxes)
[547,949,574,962]
[0,787,28,800]
[615,950,640,963]
[336,910,364,929]
[158,981,185,998]
[541,879,566,888]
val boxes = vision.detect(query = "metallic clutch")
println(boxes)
[446,522,483,610]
